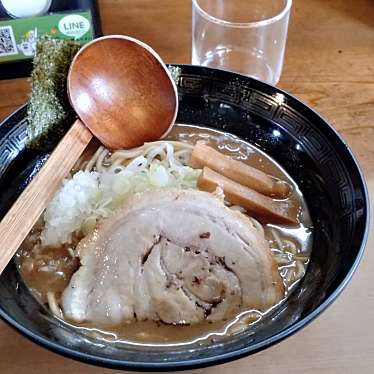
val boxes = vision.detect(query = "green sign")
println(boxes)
[0,10,94,63]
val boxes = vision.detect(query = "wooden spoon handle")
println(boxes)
[0,119,92,274]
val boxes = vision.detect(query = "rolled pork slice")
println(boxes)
[62,189,284,326]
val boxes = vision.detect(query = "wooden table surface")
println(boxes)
[0,1,373,373]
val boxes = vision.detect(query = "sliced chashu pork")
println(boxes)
[62,189,284,326]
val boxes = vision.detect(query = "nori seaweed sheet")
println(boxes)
[167,65,182,85]
[26,37,81,151]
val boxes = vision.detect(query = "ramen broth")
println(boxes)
[16,124,312,345]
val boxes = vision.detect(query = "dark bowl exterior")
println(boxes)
[0,65,369,371]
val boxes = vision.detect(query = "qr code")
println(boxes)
[0,26,18,56]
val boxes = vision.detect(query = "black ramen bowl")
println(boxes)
[0,65,369,371]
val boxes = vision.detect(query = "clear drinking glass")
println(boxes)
[192,0,292,85]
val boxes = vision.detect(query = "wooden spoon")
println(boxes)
[0,35,178,274]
